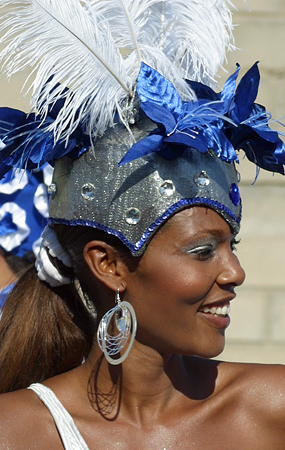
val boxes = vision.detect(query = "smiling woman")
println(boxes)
[0,1,285,449]
[122,207,245,358]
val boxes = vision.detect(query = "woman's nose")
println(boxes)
[217,252,246,287]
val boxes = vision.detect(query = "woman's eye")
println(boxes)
[186,245,215,260]
[196,246,215,260]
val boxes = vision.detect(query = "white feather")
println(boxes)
[153,0,237,86]
[0,0,133,142]
[0,0,239,144]
[85,0,196,101]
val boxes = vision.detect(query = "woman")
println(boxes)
[0,206,285,448]
[0,1,285,448]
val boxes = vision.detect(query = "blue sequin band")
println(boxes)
[48,197,241,255]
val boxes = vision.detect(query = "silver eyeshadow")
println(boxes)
[182,236,239,257]
[183,237,218,256]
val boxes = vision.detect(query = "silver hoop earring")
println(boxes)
[97,289,137,365]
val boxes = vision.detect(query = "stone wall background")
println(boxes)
[218,0,285,363]
[0,2,285,363]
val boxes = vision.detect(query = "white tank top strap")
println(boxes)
[28,383,90,450]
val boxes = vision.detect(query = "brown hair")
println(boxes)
[0,224,135,393]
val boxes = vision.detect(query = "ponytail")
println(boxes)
[0,223,136,393]
[0,266,94,393]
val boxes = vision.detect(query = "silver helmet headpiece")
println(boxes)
[49,114,241,256]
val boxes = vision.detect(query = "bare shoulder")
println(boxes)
[0,388,60,449]
[218,361,285,427]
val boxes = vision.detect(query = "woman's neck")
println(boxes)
[82,342,193,425]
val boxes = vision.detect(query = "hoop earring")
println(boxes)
[97,289,137,365]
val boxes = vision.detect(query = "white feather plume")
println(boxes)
[0,0,238,144]
[156,1,236,84]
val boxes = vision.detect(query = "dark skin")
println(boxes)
[0,207,285,449]
[0,250,17,290]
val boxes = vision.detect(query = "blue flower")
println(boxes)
[120,62,285,176]
[0,83,91,177]
[119,63,237,166]
[223,62,285,174]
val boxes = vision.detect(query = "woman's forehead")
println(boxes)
[155,206,232,240]
[137,206,234,265]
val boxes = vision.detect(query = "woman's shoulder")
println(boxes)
[217,360,285,423]
[218,359,285,389]
[0,387,61,449]
[187,357,285,422]
[0,387,41,419]
[181,358,285,447]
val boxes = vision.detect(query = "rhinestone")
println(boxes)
[229,183,240,206]
[125,207,141,225]
[159,180,175,196]
[236,171,241,183]
[81,183,96,200]
[194,171,210,188]
[116,317,126,332]
[116,309,130,333]
[47,183,57,197]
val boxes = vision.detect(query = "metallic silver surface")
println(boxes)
[49,117,241,255]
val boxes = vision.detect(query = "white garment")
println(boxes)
[28,383,90,450]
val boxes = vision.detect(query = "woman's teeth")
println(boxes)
[199,304,230,317]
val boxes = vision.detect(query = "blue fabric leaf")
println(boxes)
[274,140,285,164]
[209,128,237,162]
[220,64,240,108]
[118,134,163,165]
[252,126,280,143]
[229,62,260,123]
[140,102,177,134]
[182,98,227,116]
[0,100,90,176]
[230,124,284,174]
[164,128,209,153]
[137,63,183,119]
[185,79,219,102]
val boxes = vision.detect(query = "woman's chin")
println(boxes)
[188,339,226,360]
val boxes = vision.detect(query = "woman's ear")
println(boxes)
[83,240,126,291]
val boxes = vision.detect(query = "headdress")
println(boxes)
[0,1,284,285]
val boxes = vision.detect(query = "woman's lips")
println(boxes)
[199,304,230,316]
[197,303,231,329]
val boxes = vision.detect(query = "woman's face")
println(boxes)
[124,206,245,358]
